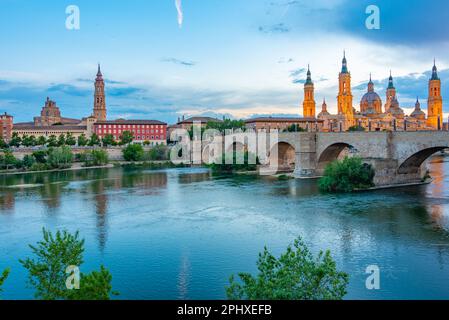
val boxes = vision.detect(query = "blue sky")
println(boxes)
[0,0,448,123]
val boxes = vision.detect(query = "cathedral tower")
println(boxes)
[385,71,396,112]
[337,52,354,119]
[93,64,107,122]
[303,65,316,118]
[427,61,443,129]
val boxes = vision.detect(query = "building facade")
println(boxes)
[245,117,323,132]
[94,120,167,145]
[0,112,13,141]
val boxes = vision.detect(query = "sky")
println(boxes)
[0,0,449,124]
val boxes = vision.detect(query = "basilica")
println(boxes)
[304,53,444,132]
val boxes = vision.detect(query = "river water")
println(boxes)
[1,155,449,300]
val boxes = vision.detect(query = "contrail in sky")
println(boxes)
[175,0,183,28]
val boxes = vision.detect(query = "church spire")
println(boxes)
[431,59,440,80]
[341,51,348,74]
[388,71,395,89]
[96,63,103,81]
[305,64,313,85]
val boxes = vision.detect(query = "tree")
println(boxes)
[1,151,19,170]
[89,149,109,166]
[47,135,58,147]
[88,134,101,147]
[47,146,73,169]
[77,134,88,147]
[23,154,36,168]
[57,134,66,146]
[348,125,366,132]
[123,144,144,161]
[22,135,34,147]
[319,156,375,193]
[20,228,116,300]
[209,150,258,173]
[0,268,10,297]
[206,119,246,132]
[119,131,134,145]
[9,132,22,147]
[284,124,306,133]
[147,145,168,161]
[37,136,47,146]
[0,138,8,149]
[20,229,84,300]
[32,150,47,164]
[226,237,349,300]
[65,133,76,146]
[101,134,116,147]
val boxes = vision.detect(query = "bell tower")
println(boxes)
[337,51,354,119]
[427,60,443,129]
[93,64,107,122]
[302,65,316,118]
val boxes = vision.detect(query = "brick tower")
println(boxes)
[93,64,107,122]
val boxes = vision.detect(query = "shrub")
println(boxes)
[23,154,36,168]
[47,146,73,169]
[226,237,349,300]
[146,145,169,161]
[0,268,10,297]
[82,149,109,167]
[32,150,48,164]
[208,151,258,173]
[29,163,49,172]
[123,144,144,161]
[319,156,375,193]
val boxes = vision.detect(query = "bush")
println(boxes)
[81,149,109,167]
[0,151,21,170]
[208,151,258,173]
[20,228,117,300]
[29,163,49,172]
[123,144,144,162]
[226,237,349,300]
[348,125,366,132]
[0,268,10,297]
[146,145,169,161]
[47,146,73,169]
[319,156,375,193]
[32,150,48,164]
[23,155,36,168]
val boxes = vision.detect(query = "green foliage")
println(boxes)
[0,268,10,297]
[20,228,116,300]
[123,144,144,161]
[226,237,349,300]
[65,133,76,146]
[88,134,101,147]
[64,266,117,300]
[0,151,20,170]
[206,119,246,132]
[348,125,366,132]
[101,134,116,147]
[57,134,66,146]
[146,144,169,161]
[22,135,37,147]
[47,135,58,147]
[29,163,49,172]
[23,154,36,168]
[37,136,47,146]
[319,156,375,193]
[81,149,109,167]
[208,151,258,173]
[47,146,73,169]
[119,131,134,145]
[32,150,48,164]
[284,124,306,133]
[77,134,88,147]
[20,229,85,300]
[0,138,8,149]
[9,132,21,147]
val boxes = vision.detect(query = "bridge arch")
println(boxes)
[317,143,355,170]
[226,141,247,154]
[269,141,296,173]
[398,147,448,174]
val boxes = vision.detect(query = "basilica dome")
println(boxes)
[360,76,382,116]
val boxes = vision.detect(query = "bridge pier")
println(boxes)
[293,133,318,178]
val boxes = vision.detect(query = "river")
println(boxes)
[1,155,449,300]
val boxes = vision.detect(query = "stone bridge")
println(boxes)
[202,131,449,186]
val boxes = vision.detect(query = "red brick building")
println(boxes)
[94,119,167,145]
[0,112,13,141]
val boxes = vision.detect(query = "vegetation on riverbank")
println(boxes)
[319,157,375,193]
[207,151,259,173]
[0,229,117,300]
[226,237,349,300]
[0,268,9,298]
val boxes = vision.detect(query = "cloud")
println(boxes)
[161,57,196,67]
[258,23,290,34]
[175,0,183,28]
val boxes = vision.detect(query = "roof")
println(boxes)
[177,116,223,125]
[95,119,167,125]
[245,117,323,123]
[14,125,87,131]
